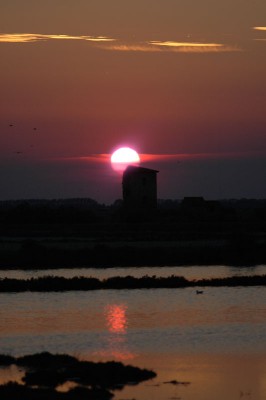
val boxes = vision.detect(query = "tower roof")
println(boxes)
[123,165,159,176]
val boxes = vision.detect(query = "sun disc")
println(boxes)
[111,147,140,172]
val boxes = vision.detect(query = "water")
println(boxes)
[0,266,266,399]
[1,287,266,356]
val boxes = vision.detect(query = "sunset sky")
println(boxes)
[1,0,266,202]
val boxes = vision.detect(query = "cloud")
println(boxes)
[101,43,162,52]
[0,33,115,43]
[59,154,111,164]
[0,33,240,53]
[252,27,266,41]
[150,40,223,48]
[59,151,266,166]
[103,41,241,53]
[149,40,240,53]
[253,27,266,31]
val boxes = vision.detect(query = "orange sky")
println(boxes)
[1,1,266,201]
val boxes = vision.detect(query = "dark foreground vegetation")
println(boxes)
[0,197,266,267]
[0,243,265,269]
[0,352,156,400]
[0,274,266,292]
[1,238,266,268]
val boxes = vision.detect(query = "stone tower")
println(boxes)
[122,165,158,211]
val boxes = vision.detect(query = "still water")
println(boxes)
[0,266,266,399]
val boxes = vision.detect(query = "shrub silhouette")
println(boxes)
[0,352,156,400]
[0,274,266,292]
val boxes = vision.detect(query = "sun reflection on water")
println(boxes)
[106,304,128,333]
[97,303,136,361]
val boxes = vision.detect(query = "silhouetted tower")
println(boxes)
[122,166,158,211]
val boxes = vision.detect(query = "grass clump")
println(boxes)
[0,352,156,400]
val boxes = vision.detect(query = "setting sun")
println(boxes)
[111,147,140,172]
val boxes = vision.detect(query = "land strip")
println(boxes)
[0,274,265,292]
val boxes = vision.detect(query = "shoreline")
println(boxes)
[0,274,266,292]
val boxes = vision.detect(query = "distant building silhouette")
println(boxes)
[122,166,158,212]
[182,197,205,208]
[181,197,220,211]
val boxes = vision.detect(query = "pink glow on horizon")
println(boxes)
[58,150,266,166]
